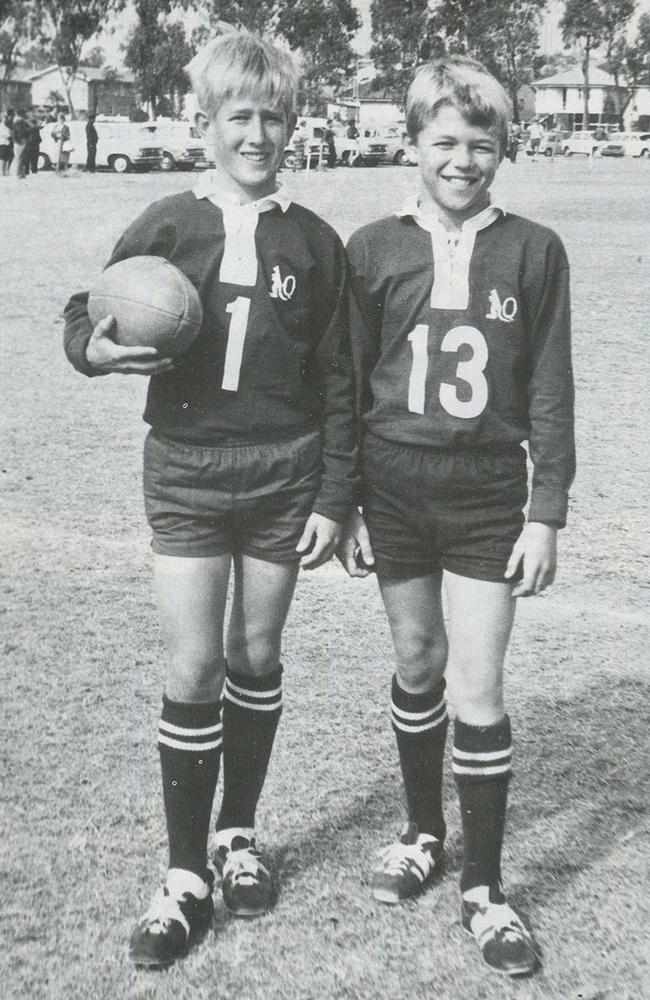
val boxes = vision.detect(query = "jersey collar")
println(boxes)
[193,171,292,214]
[397,195,505,235]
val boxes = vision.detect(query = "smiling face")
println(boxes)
[206,94,294,202]
[408,103,502,229]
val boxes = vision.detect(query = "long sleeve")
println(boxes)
[524,238,575,526]
[310,239,358,523]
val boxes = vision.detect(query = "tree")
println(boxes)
[0,0,34,81]
[599,1,636,127]
[278,0,360,112]
[124,2,194,118]
[370,0,443,99]
[83,44,105,68]
[625,11,650,85]
[430,0,549,121]
[560,0,607,129]
[33,0,114,116]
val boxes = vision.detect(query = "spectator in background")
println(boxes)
[527,118,545,162]
[53,111,72,174]
[86,113,98,173]
[507,121,519,163]
[324,118,337,168]
[27,113,41,174]
[346,119,359,140]
[0,112,12,176]
[11,109,31,178]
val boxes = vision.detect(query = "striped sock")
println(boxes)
[215,664,283,832]
[158,696,222,877]
[453,715,512,893]
[391,675,448,841]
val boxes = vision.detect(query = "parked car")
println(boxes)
[147,121,211,171]
[338,128,388,166]
[525,129,569,157]
[38,119,162,172]
[377,124,413,165]
[600,131,650,157]
[283,120,335,169]
[562,129,610,157]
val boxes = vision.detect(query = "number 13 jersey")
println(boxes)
[347,202,575,526]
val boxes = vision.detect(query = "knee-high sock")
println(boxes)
[215,664,283,832]
[392,675,448,841]
[453,715,512,893]
[158,696,222,877]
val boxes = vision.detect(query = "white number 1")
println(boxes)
[222,296,251,391]
[407,325,429,414]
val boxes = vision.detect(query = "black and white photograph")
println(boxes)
[2,1,648,998]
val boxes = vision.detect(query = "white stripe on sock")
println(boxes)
[453,746,512,762]
[392,696,446,722]
[158,734,223,752]
[452,762,511,777]
[224,690,282,712]
[159,720,222,738]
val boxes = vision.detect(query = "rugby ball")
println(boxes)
[88,255,203,358]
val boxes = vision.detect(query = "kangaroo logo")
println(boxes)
[270,265,296,301]
[486,289,518,323]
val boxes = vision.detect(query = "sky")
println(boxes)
[95,0,650,68]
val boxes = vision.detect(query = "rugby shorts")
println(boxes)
[143,429,321,561]
[361,430,528,582]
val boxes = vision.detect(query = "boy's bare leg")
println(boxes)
[215,554,300,914]
[130,554,231,966]
[443,570,538,972]
[371,574,450,900]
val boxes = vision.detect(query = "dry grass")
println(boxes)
[1,157,648,1000]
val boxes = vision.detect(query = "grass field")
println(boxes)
[2,156,649,1000]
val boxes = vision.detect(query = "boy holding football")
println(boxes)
[63,28,356,967]
[340,56,575,977]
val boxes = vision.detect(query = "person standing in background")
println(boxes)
[0,112,12,176]
[53,111,72,174]
[86,113,98,173]
[27,113,41,174]
[11,109,30,178]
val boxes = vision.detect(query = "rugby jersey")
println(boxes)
[63,184,357,522]
[347,203,575,526]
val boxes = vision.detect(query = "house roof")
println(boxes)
[24,64,135,84]
[532,65,620,89]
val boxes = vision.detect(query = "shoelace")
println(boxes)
[223,846,267,885]
[377,841,433,880]
[141,887,190,937]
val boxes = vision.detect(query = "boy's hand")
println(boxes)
[296,513,341,569]
[336,508,375,578]
[85,316,175,375]
[505,522,557,597]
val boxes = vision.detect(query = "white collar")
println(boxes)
[397,195,504,235]
[193,171,291,214]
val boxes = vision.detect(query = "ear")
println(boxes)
[194,110,210,137]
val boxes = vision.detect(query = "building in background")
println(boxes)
[532,64,627,130]
[25,65,137,117]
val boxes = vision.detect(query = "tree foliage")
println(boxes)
[0,0,33,81]
[625,11,650,85]
[369,0,443,100]
[123,1,194,118]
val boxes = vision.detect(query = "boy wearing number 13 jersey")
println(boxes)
[340,56,574,977]
[63,27,355,969]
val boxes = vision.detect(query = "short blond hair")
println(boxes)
[185,25,299,121]
[406,56,511,152]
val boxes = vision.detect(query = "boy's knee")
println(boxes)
[448,669,504,725]
[393,629,447,690]
[165,648,225,702]
[227,631,281,678]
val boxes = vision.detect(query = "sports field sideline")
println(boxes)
[2,157,648,1000]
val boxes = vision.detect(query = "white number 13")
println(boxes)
[407,324,488,419]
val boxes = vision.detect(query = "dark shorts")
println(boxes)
[361,431,528,582]
[0,144,10,162]
[143,429,321,561]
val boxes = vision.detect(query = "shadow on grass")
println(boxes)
[265,671,649,913]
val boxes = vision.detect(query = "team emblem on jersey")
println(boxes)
[486,289,518,323]
[269,265,296,301]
